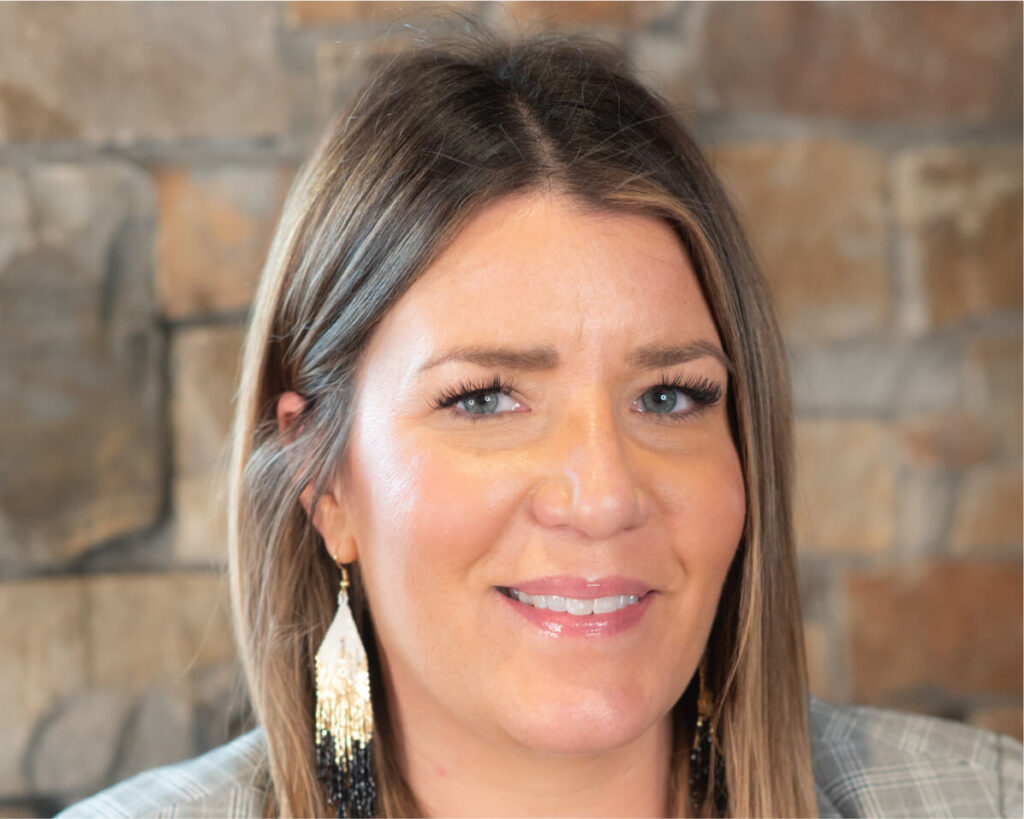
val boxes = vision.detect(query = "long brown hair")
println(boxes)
[228,31,815,818]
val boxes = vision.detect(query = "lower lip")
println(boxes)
[496,589,654,638]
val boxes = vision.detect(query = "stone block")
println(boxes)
[894,468,957,557]
[803,621,829,700]
[950,462,1023,553]
[0,163,163,567]
[969,704,1023,742]
[0,168,31,270]
[895,145,1022,331]
[0,579,88,797]
[87,572,236,690]
[155,166,294,318]
[0,3,287,143]
[286,1,483,27]
[502,2,676,29]
[898,413,999,469]
[110,687,193,784]
[698,3,1022,122]
[710,139,888,343]
[964,332,1023,456]
[170,325,243,563]
[26,689,129,795]
[794,419,895,554]
[789,338,968,416]
[847,562,1023,702]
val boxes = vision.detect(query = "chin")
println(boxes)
[503,686,663,756]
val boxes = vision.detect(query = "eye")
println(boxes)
[431,372,723,423]
[430,375,522,421]
[635,372,723,422]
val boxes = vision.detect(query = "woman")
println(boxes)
[58,33,1021,819]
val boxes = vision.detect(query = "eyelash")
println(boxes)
[430,372,723,423]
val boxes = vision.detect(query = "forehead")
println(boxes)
[367,191,720,364]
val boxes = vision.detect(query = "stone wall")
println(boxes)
[1,3,1020,815]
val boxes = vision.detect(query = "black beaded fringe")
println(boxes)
[689,719,728,817]
[316,730,376,818]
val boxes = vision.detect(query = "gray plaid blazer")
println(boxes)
[56,697,1022,818]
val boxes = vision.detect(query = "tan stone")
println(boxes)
[286,1,481,26]
[503,2,674,29]
[699,3,1022,122]
[895,145,1022,330]
[87,573,237,690]
[898,413,999,469]
[793,419,895,554]
[0,3,286,142]
[969,704,1023,742]
[803,622,829,700]
[172,326,244,477]
[964,332,1024,456]
[950,462,1023,553]
[0,579,88,796]
[710,139,888,342]
[0,163,163,566]
[155,166,294,317]
[847,562,1023,701]
[170,325,243,563]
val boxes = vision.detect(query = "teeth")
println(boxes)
[506,588,641,615]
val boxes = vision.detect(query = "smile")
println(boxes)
[498,587,641,615]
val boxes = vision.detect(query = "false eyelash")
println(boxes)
[430,371,723,421]
[430,374,521,411]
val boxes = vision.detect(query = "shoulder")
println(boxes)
[810,696,1023,818]
[54,727,270,819]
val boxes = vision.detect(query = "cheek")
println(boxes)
[663,444,746,580]
[346,422,505,622]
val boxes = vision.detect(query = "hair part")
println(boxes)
[228,30,815,818]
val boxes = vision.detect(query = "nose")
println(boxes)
[530,394,652,540]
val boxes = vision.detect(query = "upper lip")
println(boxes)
[500,575,653,598]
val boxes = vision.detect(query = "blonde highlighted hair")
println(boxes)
[228,32,816,817]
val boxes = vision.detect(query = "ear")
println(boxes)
[276,391,359,565]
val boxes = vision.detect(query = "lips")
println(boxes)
[494,575,655,638]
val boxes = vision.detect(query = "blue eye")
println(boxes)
[431,372,723,423]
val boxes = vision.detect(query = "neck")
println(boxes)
[393,693,674,817]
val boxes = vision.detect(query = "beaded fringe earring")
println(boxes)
[689,654,728,817]
[314,561,377,818]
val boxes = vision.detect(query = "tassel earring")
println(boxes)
[689,653,727,816]
[315,560,376,818]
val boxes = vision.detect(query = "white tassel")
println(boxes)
[315,567,375,816]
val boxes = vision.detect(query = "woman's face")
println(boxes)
[324,190,745,757]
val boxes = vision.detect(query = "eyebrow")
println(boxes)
[417,340,733,376]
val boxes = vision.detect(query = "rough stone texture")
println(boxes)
[969,704,1024,742]
[502,1,677,29]
[0,574,237,800]
[710,139,888,343]
[171,325,245,563]
[0,580,88,796]
[964,332,1024,456]
[155,166,294,318]
[894,469,957,557]
[804,622,829,700]
[794,419,895,554]
[895,145,1023,332]
[789,339,968,416]
[697,2,1023,122]
[286,1,484,27]
[0,162,163,567]
[898,413,999,469]
[87,573,236,690]
[847,562,1023,703]
[950,463,1023,553]
[26,689,129,795]
[0,3,287,143]
[111,687,193,784]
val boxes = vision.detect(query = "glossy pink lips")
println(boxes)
[495,576,655,638]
